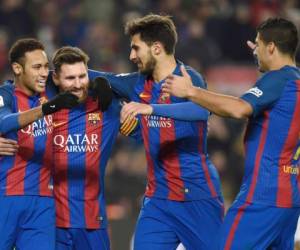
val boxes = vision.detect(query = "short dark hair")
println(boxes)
[257,17,299,57]
[52,46,89,73]
[125,14,178,55]
[9,38,45,66]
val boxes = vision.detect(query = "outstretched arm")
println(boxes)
[120,101,209,123]
[0,92,78,134]
[162,66,253,119]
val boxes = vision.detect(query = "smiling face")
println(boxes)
[14,49,49,95]
[53,62,89,103]
[129,33,157,75]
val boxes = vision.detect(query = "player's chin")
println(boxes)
[76,91,88,103]
[35,85,46,93]
[258,64,267,73]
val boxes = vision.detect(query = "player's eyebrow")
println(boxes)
[131,44,139,50]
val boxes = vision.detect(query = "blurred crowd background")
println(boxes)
[1,0,300,249]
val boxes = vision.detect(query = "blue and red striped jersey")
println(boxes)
[108,62,222,201]
[53,96,120,229]
[46,70,137,229]
[0,82,55,196]
[52,93,120,229]
[239,65,300,207]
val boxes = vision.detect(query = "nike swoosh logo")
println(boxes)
[139,93,151,98]
[50,105,56,108]
[53,121,68,128]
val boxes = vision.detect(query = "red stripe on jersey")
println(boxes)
[160,117,185,200]
[224,203,250,250]
[246,111,270,203]
[277,81,300,206]
[84,99,101,228]
[142,117,156,197]
[6,93,34,195]
[54,110,70,227]
[141,80,156,197]
[158,94,184,200]
[198,122,217,197]
[39,93,52,196]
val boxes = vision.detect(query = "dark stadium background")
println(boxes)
[1,0,299,249]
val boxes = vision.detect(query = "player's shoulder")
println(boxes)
[258,66,298,84]
[0,81,15,107]
[184,65,204,79]
[182,63,206,89]
[0,80,14,95]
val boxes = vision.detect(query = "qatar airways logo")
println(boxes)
[21,115,53,137]
[144,115,172,128]
[53,133,99,152]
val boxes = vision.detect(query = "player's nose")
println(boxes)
[129,50,136,61]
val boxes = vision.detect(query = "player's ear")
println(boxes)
[12,62,23,76]
[268,42,276,54]
[52,72,59,86]
[152,42,162,56]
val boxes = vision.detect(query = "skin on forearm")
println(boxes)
[187,87,253,119]
[18,106,44,129]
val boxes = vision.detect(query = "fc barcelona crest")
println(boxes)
[88,113,101,125]
[159,92,170,103]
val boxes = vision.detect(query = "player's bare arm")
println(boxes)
[17,106,43,129]
[162,65,253,119]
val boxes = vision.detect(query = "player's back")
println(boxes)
[238,65,300,207]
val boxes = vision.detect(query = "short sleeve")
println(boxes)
[0,86,14,119]
[240,71,286,117]
[185,66,207,89]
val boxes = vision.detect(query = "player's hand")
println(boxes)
[42,92,79,115]
[120,101,153,123]
[162,65,194,98]
[0,136,19,156]
[89,77,113,112]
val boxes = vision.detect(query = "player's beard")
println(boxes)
[68,86,88,103]
[139,52,157,76]
[254,54,267,73]
[77,87,89,103]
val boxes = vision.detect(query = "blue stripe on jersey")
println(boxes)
[97,101,120,227]
[0,157,15,195]
[0,91,18,195]
[238,117,263,200]
[67,104,87,227]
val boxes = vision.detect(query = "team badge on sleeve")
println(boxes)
[119,117,138,136]
[0,96,4,107]
[245,87,263,97]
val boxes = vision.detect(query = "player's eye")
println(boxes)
[33,65,41,69]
